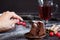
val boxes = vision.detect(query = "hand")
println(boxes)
[0,11,23,32]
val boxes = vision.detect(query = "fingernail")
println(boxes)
[16,19,19,22]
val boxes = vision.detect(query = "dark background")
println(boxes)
[0,0,60,15]
[0,0,38,13]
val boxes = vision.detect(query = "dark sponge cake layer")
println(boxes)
[25,21,46,38]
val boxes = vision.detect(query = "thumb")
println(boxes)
[10,19,19,24]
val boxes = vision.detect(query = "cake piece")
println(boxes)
[37,22,46,37]
[25,21,46,38]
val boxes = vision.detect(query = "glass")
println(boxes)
[38,0,58,24]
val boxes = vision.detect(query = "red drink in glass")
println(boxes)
[38,5,52,20]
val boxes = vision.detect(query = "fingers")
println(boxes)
[0,22,15,32]
[5,19,18,30]
[10,19,19,25]
[2,11,24,21]
[11,12,24,21]
[10,11,23,21]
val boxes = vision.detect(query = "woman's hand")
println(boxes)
[0,11,23,32]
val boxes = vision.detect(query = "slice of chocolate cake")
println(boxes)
[25,21,46,38]
[37,22,46,38]
[29,22,37,36]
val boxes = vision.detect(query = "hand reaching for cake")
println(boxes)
[0,11,23,32]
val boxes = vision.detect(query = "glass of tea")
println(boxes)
[38,0,54,24]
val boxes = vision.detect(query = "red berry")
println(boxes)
[49,32,54,37]
[19,22,23,25]
[17,21,23,25]
[16,19,20,25]
[22,22,26,26]
[55,32,60,38]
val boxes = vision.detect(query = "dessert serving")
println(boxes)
[25,21,46,38]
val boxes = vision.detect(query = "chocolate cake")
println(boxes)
[37,22,46,37]
[25,21,46,38]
